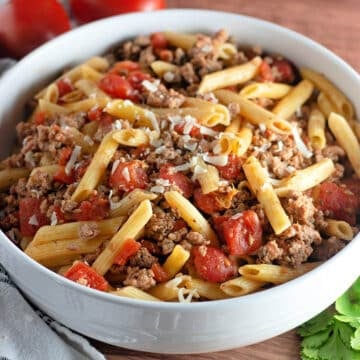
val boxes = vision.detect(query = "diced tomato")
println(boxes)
[193,188,225,214]
[214,210,263,256]
[172,219,187,231]
[53,166,75,185]
[64,261,108,291]
[140,239,161,255]
[34,111,46,125]
[73,195,109,221]
[127,70,152,92]
[131,145,150,159]
[258,60,274,82]
[313,182,359,225]
[19,197,48,236]
[192,246,237,283]
[109,160,148,192]
[98,74,134,99]
[151,263,170,282]
[216,154,243,180]
[113,239,141,266]
[342,178,360,203]
[52,205,66,224]
[74,160,90,181]
[87,106,102,122]
[159,164,194,198]
[150,32,168,50]
[272,59,295,84]
[56,78,74,97]
[109,61,140,75]
[58,147,72,166]
[174,122,202,138]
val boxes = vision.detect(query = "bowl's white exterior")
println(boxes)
[0,9,359,354]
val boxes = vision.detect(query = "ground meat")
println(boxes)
[311,236,345,261]
[258,224,322,267]
[282,191,316,225]
[185,231,209,246]
[26,171,53,195]
[250,204,271,233]
[138,46,156,68]
[11,178,28,197]
[129,247,156,268]
[123,267,156,290]
[78,222,100,241]
[321,145,345,162]
[145,210,176,242]
[180,63,199,84]
[145,85,185,109]
[61,199,78,214]
[161,238,175,255]
[16,121,35,141]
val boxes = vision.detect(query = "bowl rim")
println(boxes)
[1,8,359,310]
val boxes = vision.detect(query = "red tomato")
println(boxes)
[313,182,359,225]
[34,111,46,125]
[87,106,103,122]
[109,61,140,75]
[193,188,225,214]
[192,246,236,283]
[272,59,295,84]
[19,197,48,236]
[0,0,71,59]
[151,263,170,282]
[52,205,66,224]
[56,78,74,98]
[110,160,148,192]
[216,155,243,180]
[73,195,109,221]
[140,239,161,255]
[74,160,90,182]
[127,70,152,92]
[64,261,108,291]
[213,211,263,256]
[58,147,72,166]
[53,166,75,185]
[258,60,274,82]
[99,74,134,99]
[174,123,201,138]
[113,239,141,266]
[172,219,187,231]
[150,32,168,49]
[159,164,194,198]
[70,0,166,24]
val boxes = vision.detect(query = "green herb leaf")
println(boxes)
[336,278,360,318]
[351,327,360,351]
[301,327,332,348]
[334,314,360,328]
[301,346,320,360]
[298,309,334,337]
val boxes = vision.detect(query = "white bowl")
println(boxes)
[0,9,359,354]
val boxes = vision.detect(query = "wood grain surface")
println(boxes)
[94,1,360,358]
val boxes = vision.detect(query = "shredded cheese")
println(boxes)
[28,215,39,226]
[65,145,81,175]
[111,159,120,175]
[121,166,131,182]
[291,126,313,159]
[142,79,159,93]
[202,153,228,166]
[50,212,58,226]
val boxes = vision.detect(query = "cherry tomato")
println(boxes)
[19,197,48,236]
[64,261,108,291]
[150,32,168,50]
[213,211,263,256]
[99,74,134,99]
[313,182,359,225]
[216,154,243,180]
[109,160,148,192]
[151,263,170,282]
[113,239,141,266]
[192,246,237,283]
[159,164,194,198]
[73,195,109,221]
[70,0,166,24]
[0,0,71,59]
[193,188,225,214]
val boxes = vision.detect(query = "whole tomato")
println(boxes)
[0,0,71,58]
[70,0,166,24]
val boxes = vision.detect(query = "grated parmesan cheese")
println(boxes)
[155,145,167,154]
[202,153,228,166]
[291,126,313,159]
[178,287,200,303]
[201,44,213,53]
[112,120,122,130]
[156,178,171,187]
[199,126,219,137]
[193,164,208,175]
[84,135,94,145]
[144,110,160,133]
[142,79,159,93]
[183,115,196,135]
[123,99,133,107]
[111,159,120,175]
[150,185,165,193]
[50,211,58,226]
[28,215,39,226]
[121,166,130,182]
[65,145,81,175]
[163,71,175,82]
[258,123,267,133]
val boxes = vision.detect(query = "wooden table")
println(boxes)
[94,0,360,358]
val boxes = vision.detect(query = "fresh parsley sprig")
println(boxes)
[298,278,360,360]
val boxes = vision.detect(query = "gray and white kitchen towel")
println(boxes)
[0,264,106,360]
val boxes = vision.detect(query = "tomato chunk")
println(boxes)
[127,70,152,92]
[109,61,140,75]
[64,261,108,291]
[73,195,109,221]
[151,263,170,282]
[56,78,74,97]
[174,122,202,138]
[192,246,237,283]
[34,111,46,125]
[159,164,194,198]
[99,74,134,99]
[193,188,225,214]
[53,166,75,185]
[272,59,296,84]
[58,147,72,166]
[150,32,168,50]
[313,182,359,225]
[258,60,274,82]
[110,160,148,192]
[19,197,48,236]
[214,210,263,256]
[114,239,141,266]
[216,154,243,180]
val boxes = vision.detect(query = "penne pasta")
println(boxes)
[61,126,98,154]
[328,112,360,177]
[0,168,30,190]
[111,286,162,302]
[150,61,179,77]
[63,97,108,113]
[198,57,262,94]
[112,128,149,147]
[163,31,197,50]
[325,219,353,241]
[43,83,59,103]
[239,82,292,99]
[185,277,229,300]
[38,99,69,116]
[195,163,220,194]
[147,275,191,301]
[75,79,109,99]
[163,244,190,278]
[220,277,266,297]
[317,92,336,119]
[307,106,326,150]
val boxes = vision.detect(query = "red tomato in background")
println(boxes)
[159,164,194,198]
[0,0,71,58]
[192,246,237,283]
[216,154,243,180]
[99,74,134,100]
[70,0,166,24]
[213,211,263,256]
[19,197,48,236]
